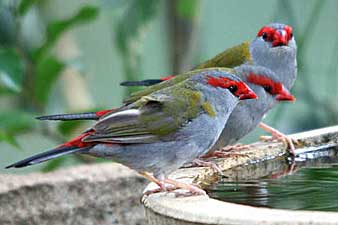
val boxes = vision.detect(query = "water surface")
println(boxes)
[206,147,338,211]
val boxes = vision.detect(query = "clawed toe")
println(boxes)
[140,172,207,196]
[143,185,179,195]
[202,145,250,159]
[259,122,297,156]
[221,144,250,152]
[191,159,223,174]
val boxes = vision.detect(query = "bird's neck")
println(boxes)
[250,46,297,90]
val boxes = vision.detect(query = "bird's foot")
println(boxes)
[140,172,175,195]
[190,159,223,174]
[259,122,298,156]
[140,172,206,196]
[164,178,207,196]
[202,144,250,159]
[143,185,179,195]
[221,144,250,152]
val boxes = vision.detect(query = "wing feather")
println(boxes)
[82,83,204,144]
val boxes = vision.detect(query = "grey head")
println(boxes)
[210,64,295,150]
[235,65,278,113]
[234,64,294,112]
[250,23,297,90]
[157,68,259,122]
[187,68,258,103]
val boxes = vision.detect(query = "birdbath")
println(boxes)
[142,125,338,225]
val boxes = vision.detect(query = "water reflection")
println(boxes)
[206,147,338,211]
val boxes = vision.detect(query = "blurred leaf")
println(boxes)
[34,56,64,105]
[115,0,159,95]
[0,129,20,148]
[0,5,17,45]
[41,157,66,172]
[58,120,85,137]
[0,48,24,93]
[176,0,199,20]
[18,0,40,15]
[102,0,127,8]
[33,6,99,61]
[0,110,35,133]
[116,0,158,53]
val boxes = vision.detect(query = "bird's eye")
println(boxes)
[290,32,293,38]
[228,85,238,94]
[263,85,272,93]
[262,32,268,40]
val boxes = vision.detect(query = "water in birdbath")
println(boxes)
[205,147,338,211]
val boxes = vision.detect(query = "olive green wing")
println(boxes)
[123,67,234,105]
[194,41,252,70]
[83,86,204,144]
[123,71,195,105]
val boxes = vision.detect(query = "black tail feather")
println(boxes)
[120,79,163,87]
[36,112,99,121]
[5,146,90,169]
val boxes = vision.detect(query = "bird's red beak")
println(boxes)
[272,29,288,47]
[239,89,258,100]
[276,87,295,101]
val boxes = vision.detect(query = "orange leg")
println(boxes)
[139,172,165,188]
[164,178,206,195]
[140,172,206,196]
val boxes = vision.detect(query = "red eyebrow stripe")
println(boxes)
[206,76,235,88]
[257,26,275,41]
[247,73,282,95]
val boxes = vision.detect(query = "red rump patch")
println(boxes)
[160,75,175,81]
[96,109,114,117]
[62,131,94,148]
[247,73,282,95]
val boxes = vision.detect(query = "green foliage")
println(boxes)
[0,110,34,148]
[58,120,85,137]
[176,0,200,20]
[116,0,158,52]
[0,48,24,94]
[34,56,64,105]
[0,1,100,172]
[33,6,99,62]
[0,3,16,45]
[115,0,159,95]
[18,0,41,15]
[0,110,35,133]
[41,157,66,172]
[0,129,20,148]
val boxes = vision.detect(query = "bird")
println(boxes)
[33,65,295,171]
[121,23,296,90]
[205,65,295,159]
[120,23,298,153]
[6,68,257,195]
